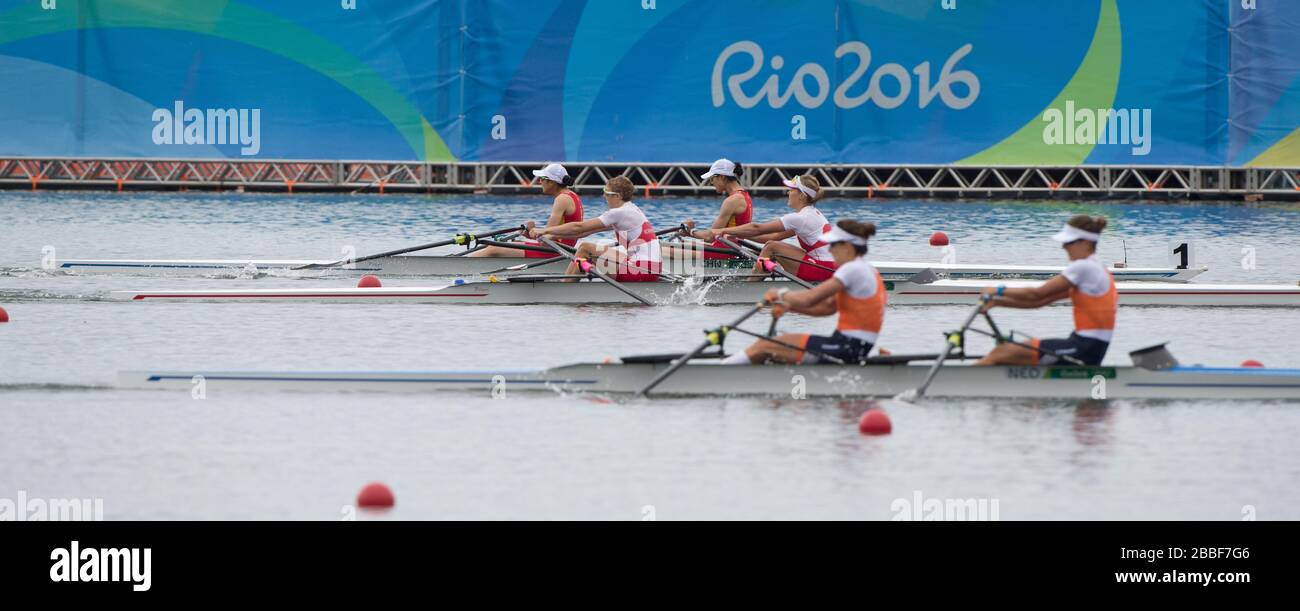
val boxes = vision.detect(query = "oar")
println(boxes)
[475,239,565,255]
[452,231,521,256]
[638,302,767,396]
[484,226,687,275]
[715,236,814,288]
[292,225,523,270]
[537,236,653,306]
[898,298,988,401]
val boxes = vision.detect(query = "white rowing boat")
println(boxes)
[60,255,1206,282]
[116,361,1300,400]
[111,276,1300,307]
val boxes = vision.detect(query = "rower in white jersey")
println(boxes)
[703,174,837,282]
[976,215,1118,366]
[723,220,885,365]
[526,176,662,281]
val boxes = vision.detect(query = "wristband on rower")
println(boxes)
[996,284,1006,297]
[776,288,790,304]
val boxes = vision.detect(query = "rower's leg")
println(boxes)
[562,243,608,282]
[747,241,809,281]
[974,342,1039,366]
[467,245,520,258]
[744,333,808,364]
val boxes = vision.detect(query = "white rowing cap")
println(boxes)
[700,158,737,180]
[532,163,569,184]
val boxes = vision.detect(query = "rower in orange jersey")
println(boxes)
[976,215,1118,366]
[722,220,884,365]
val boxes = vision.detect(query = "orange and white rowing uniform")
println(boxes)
[1032,254,1117,365]
[780,206,837,282]
[795,257,885,364]
[597,201,661,281]
[704,190,754,260]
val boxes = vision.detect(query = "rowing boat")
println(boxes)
[60,255,1206,282]
[116,361,1300,400]
[111,276,1300,307]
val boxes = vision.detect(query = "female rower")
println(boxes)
[721,220,884,365]
[677,158,753,260]
[975,215,1117,366]
[470,163,582,258]
[700,175,836,282]
[526,176,661,281]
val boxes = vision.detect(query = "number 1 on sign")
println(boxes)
[1168,240,1195,270]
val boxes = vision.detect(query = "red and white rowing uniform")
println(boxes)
[524,190,583,259]
[598,202,661,281]
[704,190,754,260]
[780,206,837,282]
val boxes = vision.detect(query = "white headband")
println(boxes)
[820,225,868,246]
[1051,224,1100,243]
[782,176,817,200]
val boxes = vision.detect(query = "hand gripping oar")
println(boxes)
[638,301,767,396]
[537,236,654,306]
[898,297,988,401]
[715,236,814,289]
[292,225,523,270]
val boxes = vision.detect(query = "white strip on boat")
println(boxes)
[60,255,1207,282]
[117,362,1300,400]
[110,277,1300,307]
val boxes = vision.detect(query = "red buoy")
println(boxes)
[858,409,892,435]
[356,482,395,508]
[929,231,950,246]
[357,275,382,288]
[0,305,7,323]
[1241,359,1264,368]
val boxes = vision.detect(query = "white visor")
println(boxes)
[532,163,569,184]
[819,225,868,247]
[783,177,817,200]
[700,158,737,180]
[1051,224,1100,243]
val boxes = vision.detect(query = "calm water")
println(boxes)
[2,191,1299,520]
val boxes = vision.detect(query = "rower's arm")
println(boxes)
[751,230,795,243]
[535,218,607,239]
[688,197,746,240]
[716,219,785,239]
[542,195,570,228]
[991,275,1072,309]
[780,278,842,317]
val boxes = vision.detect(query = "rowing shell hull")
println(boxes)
[117,363,1300,400]
[61,255,1205,282]
[112,278,1300,307]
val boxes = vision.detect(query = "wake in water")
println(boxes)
[663,275,731,306]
